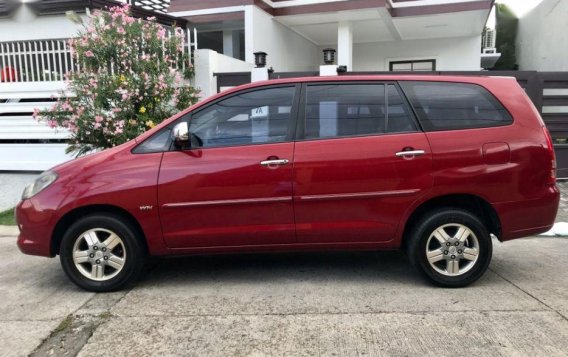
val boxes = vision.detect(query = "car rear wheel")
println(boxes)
[59,214,145,292]
[407,209,492,287]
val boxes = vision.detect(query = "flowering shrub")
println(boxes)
[34,5,199,156]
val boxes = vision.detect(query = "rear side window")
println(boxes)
[304,83,416,139]
[400,81,512,131]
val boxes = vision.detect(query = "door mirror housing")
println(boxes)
[172,122,190,147]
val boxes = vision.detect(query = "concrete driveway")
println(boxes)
[0,232,567,356]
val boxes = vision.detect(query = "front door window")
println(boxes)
[189,86,296,148]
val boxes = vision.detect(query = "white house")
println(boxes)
[516,0,568,72]
[0,0,494,171]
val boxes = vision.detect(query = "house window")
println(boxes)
[389,59,436,72]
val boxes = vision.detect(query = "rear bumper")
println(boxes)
[16,199,56,257]
[493,185,560,241]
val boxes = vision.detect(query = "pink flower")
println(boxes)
[117,27,125,35]
[32,108,40,120]
[122,93,128,100]
[95,115,103,123]
[84,50,94,57]
[157,27,166,39]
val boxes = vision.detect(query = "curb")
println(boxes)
[0,225,18,236]
[537,222,568,238]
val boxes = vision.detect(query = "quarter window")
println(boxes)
[304,84,416,139]
[132,128,172,154]
[189,86,296,148]
[400,81,513,131]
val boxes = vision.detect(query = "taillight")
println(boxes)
[543,126,556,185]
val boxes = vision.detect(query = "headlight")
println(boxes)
[22,171,58,200]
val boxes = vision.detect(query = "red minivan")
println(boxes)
[16,75,559,291]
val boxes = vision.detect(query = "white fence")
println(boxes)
[0,82,73,171]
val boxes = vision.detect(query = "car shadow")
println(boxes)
[138,250,427,287]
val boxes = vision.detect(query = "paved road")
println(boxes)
[0,233,567,356]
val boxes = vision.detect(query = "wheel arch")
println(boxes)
[51,204,148,256]
[401,193,501,251]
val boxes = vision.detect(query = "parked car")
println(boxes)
[16,75,559,292]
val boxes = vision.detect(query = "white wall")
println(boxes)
[193,49,254,99]
[0,6,83,42]
[345,35,482,71]
[245,5,319,72]
[517,0,568,71]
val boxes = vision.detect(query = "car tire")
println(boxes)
[59,214,145,292]
[407,208,492,288]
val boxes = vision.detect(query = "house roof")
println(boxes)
[169,0,494,18]
[0,0,188,27]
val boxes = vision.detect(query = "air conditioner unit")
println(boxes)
[481,28,501,69]
[483,28,496,49]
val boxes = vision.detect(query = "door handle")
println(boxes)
[260,159,289,166]
[395,150,425,157]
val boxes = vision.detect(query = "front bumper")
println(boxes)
[494,185,560,241]
[16,199,57,257]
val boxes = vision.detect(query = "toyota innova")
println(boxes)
[16,75,560,291]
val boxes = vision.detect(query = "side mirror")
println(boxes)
[172,122,190,147]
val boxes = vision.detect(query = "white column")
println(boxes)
[223,30,235,58]
[193,49,216,99]
[337,21,353,71]
[244,5,255,64]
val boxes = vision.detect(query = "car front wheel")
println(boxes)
[59,214,145,292]
[407,209,492,287]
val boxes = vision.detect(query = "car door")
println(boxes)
[158,85,300,248]
[293,82,433,243]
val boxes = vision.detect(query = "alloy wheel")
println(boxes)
[72,228,127,281]
[425,223,480,277]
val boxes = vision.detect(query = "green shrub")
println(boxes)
[35,4,199,156]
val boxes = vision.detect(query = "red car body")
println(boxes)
[16,75,559,259]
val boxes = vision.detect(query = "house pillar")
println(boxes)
[337,21,353,71]
[223,30,241,59]
[223,30,234,58]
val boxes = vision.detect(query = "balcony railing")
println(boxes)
[0,29,197,83]
[0,39,73,82]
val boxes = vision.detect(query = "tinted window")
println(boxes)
[305,84,416,139]
[189,86,295,148]
[305,84,386,139]
[400,81,512,131]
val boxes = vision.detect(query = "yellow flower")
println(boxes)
[128,119,137,125]
[119,74,126,82]
[139,106,146,114]
[146,120,155,128]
